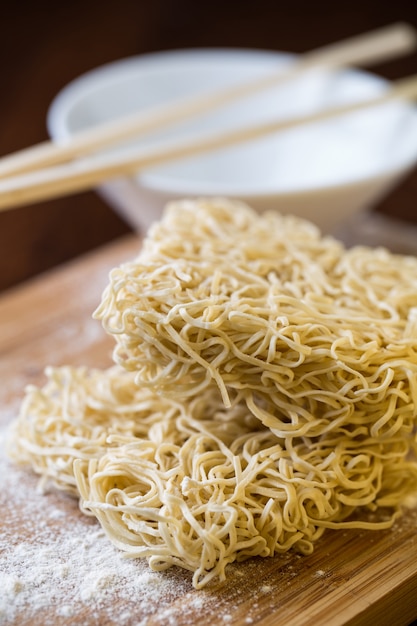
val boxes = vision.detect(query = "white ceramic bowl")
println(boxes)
[47,48,417,236]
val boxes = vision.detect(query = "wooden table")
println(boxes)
[1,235,417,626]
[1,5,417,621]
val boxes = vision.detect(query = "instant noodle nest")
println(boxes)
[8,198,417,588]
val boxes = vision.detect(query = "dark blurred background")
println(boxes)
[1,0,417,292]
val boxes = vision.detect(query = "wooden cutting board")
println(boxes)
[1,234,417,626]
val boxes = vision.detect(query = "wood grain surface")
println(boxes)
[1,236,417,626]
[1,0,417,292]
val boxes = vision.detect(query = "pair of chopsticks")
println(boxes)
[0,22,417,212]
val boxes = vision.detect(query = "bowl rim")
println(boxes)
[47,47,417,198]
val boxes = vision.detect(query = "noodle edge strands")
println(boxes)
[94,200,417,428]
[7,199,417,589]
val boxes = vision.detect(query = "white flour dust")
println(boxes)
[0,426,197,626]
[0,425,266,626]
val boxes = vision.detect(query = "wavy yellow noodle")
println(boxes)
[10,362,417,588]
[8,365,184,493]
[8,198,417,589]
[95,198,417,440]
[74,424,417,588]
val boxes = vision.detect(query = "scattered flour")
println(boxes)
[0,426,198,626]
[315,570,326,577]
[0,425,272,626]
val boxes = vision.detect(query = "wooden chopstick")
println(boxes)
[0,73,416,212]
[0,22,415,181]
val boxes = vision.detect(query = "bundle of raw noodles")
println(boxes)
[8,198,417,588]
